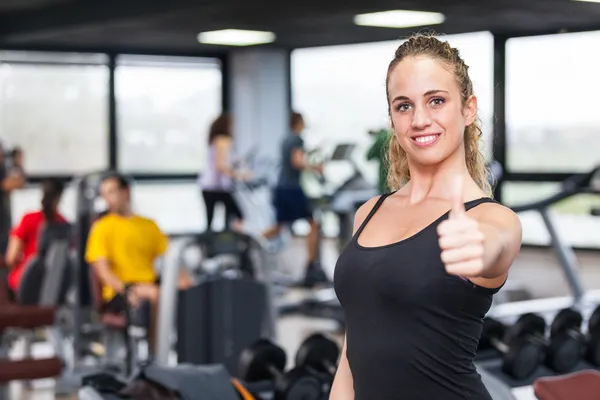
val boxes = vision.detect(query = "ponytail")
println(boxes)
[40,179,64,222]
[41,195,54,221]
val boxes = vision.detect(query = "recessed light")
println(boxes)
[197,29,276,46]
[572,0,600,3]
[354,10,445,28]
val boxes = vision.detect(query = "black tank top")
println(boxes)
[333,194,502,400]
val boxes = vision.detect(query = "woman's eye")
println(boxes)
[430,97,445,106]
[396,103,411,112]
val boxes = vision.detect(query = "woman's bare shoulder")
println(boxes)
[353,195,383,232]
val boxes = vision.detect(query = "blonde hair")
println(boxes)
[385,32,491,196]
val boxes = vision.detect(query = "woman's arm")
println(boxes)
[5,236,24,268]
[329,334,354,399]
[214,136,249,179]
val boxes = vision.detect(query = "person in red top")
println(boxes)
[5,179,66,294]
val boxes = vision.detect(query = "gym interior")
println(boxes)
[1,0,600,399]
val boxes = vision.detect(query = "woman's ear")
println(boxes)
[463,95,478,126]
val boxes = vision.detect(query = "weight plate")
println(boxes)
[503,336,543,380]
[589,305,600,335]
[545,332,583,373]
[238,339,287,382]
[295,333,340,374]
[480,318,506,350]
[275,367,321,400]
[585,331,600,366]
[550,309,583,339]
[507,314,546,344]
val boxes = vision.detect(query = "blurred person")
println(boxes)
[262,112,329,288]
[199,113,250,231]
[8,147,26,180]
[85,173,192,355]
[0,144,26,258]
[5,179,67,298]
[366,128,392,194]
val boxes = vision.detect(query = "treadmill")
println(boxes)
[324,143,379,250]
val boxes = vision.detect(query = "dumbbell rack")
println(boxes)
[476,301,600,388]
[476,351,599,388]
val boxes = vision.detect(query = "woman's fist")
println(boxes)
[437,177,485,278]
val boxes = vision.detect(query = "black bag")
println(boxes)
[125,362,239,400]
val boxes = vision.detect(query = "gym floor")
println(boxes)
[10,238,600,400]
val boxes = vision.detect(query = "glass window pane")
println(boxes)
[0,53,109,174]
[10,181,205,234]
[506,31,600,172]
[502,182,600,249]
[291,31,494,190]
[116,55,222,174]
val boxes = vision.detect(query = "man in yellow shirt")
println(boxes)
[85,173,191,354]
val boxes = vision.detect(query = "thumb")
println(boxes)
[450,175,465,218]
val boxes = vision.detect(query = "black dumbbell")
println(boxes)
[590,305,600,336]
[295,333,340,379]
[238,338,321,400]
[509,313,582,373]
[551,307,600,367]
[479,317,544,379]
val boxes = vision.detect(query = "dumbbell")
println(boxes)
[479,317,544,379]
[550,307,600,366]
[295,333,340,380]
[238,338,321,400]
[509,313,582,373]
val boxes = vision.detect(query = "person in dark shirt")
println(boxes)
[330,33,522,399]
[262,112,328,288]
[8,147,26,181]
[0,145,25,257]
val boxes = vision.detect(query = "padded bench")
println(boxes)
[534,370,600,400]
[0,305,63,400]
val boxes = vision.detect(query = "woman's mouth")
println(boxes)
[411,133,441,147]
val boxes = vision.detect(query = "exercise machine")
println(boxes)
[489,163,600,320]
[0,305,63,400]
[157,229,277,376]
[0,222,78,397]
[314,143,378,251]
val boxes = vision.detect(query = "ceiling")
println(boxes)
[1,0,600,55]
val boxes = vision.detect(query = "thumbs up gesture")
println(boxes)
[437,176,486,278]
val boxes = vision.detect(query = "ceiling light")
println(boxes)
[572,0,600,3]
[354,10,445,28]
[197,29,276,46]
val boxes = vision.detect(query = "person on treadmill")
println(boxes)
[262,112,329,288]
[85,173,192,354]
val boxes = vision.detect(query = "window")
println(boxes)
[0,51,109,175]
[291,31,494,191]
[10,180,204,234]
[506,31,600,172]
[502,182,600,249]
[115,55,223,174]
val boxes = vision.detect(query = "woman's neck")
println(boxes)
[404,152,474,204]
